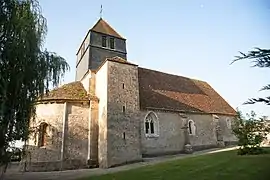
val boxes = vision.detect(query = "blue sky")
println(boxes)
[39,0,270,117]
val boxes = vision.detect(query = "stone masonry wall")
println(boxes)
[95,61,108,168]
[65,102,89,163]
[88,72,99,166]
[140,111,236,156]
[90,31,126,54]
[89,31,127,70]
[106,61,142,167]
[25,102,90,171]
[77,31,90,65]
[81,72,92,94]
[90,46,127,71]
[76,31,91,81]
[76,48,90,81]
[27,103,64,162]
[215,115,238,145]
[187,114,218,150]
[88,99,99,166]
[140,110,185,156]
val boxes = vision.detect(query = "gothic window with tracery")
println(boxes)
[145,112,159,137]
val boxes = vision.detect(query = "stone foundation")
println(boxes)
[192,144,218,151]
[108,159,143,168]
[224,141,238,146]
[142,150,184,158]
[19,159,88,172]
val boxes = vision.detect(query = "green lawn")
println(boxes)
[81,148,270,180]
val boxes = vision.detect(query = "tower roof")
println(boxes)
[91,18,124,39]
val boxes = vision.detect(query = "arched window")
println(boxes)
[39,122,48,147]
[145,112,159,137]
[188,120,196,135]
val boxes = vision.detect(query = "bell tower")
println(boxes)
[75,18,127,81]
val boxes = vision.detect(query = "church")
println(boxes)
[23,18,237,171]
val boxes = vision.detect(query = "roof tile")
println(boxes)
[91,18,124,39]
[138,67,236,115]
[40,81,93,101]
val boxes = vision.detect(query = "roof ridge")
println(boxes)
[90,18,125,39]
[138,67,206,83]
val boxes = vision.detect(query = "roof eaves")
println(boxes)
[36,98,90,103]
[93,57,137,74]
[143,107,237,116]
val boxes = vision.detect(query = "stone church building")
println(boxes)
[24,18,237,171]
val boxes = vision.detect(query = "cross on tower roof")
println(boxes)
[100,5,103,18]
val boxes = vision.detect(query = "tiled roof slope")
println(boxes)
[138,68,236,116]
[106,56,137,66]
[40,81,92,101]
[91,18,124,39]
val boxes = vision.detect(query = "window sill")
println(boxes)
[145,134,159,138]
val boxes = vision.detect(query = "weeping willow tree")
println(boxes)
[231,48,270,105]
[0,0,69,173]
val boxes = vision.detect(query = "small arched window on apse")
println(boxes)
[144,111,159,137]
[188,120,196,135]
[226,118,232,129]
[39,122,48,147]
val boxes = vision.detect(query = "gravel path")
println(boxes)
[3,147,237,180]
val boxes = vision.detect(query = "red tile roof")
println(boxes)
[138,68,236,116]
[91,18,124,39]
[39,81,97,102]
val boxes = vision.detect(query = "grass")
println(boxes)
[81,148,270,180]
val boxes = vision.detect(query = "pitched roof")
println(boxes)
[39,81,97,102]
[106,56,137,66]
[138,68,236,116]
[94,56,137,73]
[91,18,124,39]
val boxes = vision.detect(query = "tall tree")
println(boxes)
[0,0,69,173]
[231,48,270,105]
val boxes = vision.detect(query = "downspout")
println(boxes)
[60,102,68,170]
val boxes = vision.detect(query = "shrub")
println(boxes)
[232,110,270,155]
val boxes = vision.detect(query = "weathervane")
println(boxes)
[100,5,103,18]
